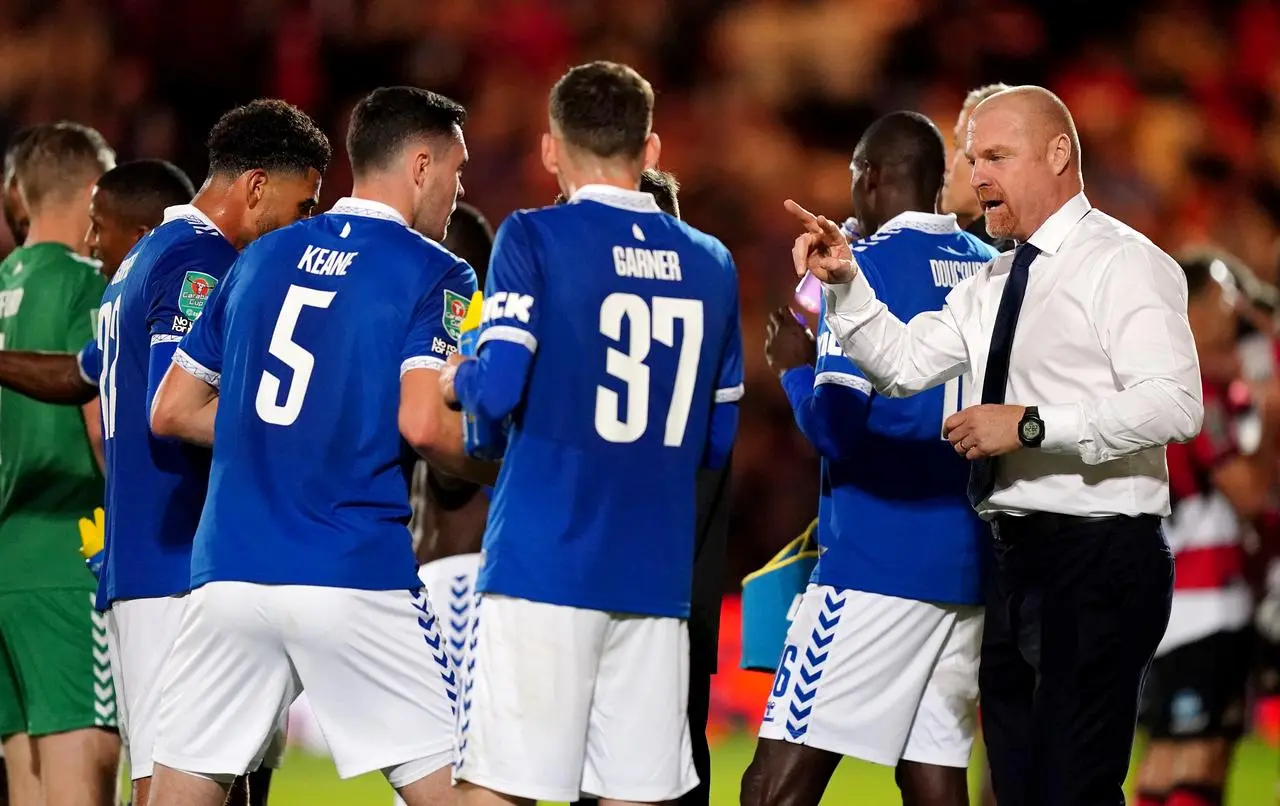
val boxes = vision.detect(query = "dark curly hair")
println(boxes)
[207,99,331,178]
[347,86,467,177]
[95,159,195,227]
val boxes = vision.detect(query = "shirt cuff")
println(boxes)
[1038,402,1083,455]
[821,269,876,317]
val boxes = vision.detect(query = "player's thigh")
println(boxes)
[417,553,481,673]
[34,727,119,806]
[759,586,956,767]
[2,732,39,806]
[901,604,983,769]
[106,595,187,780]
[151,582,295,779]
[1141,630,1250,744]
[3,589,116,739]
[741,737,841,806]
[282,586,456,780]
[583,613,697,803]
[454,594,606,803]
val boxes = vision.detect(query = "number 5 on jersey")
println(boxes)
[595,293,704,448]
[256,285,336,426]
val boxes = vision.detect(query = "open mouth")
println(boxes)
[981,200,1004,212]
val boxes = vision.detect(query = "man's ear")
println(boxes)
[244,169,268,209]
[541,132,558,177]
[643,132,661,170]
[1048,133,1071,176]
[414,144,433,188]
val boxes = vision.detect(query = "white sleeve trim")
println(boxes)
[173,348,220,388]
[715,383,745,403]
[76,352,98,387]
[401,356,446,377]
[814,371,872,396]
[477,326,538,353]
[151,334,183,347]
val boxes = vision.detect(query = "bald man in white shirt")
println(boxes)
[785,86,1202,806]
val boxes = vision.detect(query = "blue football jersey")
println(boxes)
[474,185,743,618]
[176,197,477,591]
[814,212,997,605]
[88,204,238,609]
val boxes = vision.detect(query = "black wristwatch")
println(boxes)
[1018,406,1045,448]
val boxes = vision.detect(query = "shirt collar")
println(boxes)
[162,204,224,237]
[326,197,408,226]
[570,184,662,214]
[876,210,960,236]
[1026,192,1091,256]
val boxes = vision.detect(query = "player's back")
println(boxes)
[815,214,996,605]
[189,197,476,592]
[478,187,742,618]
[97,209,237,609]
[0,243,104,593]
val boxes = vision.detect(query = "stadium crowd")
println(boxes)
[0,2,1278,806]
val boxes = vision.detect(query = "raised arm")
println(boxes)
[1037,243,1203,464]
[785,199,969,397]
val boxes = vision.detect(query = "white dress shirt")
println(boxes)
[822,192,1204,518]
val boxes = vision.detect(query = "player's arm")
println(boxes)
[0,348,97,404]
[447,215,540,421]
[821,250,971,397]
[704,267,744,470]
[400,366,497,485]
[62,270,108,469]
[782,368,871,463]
[149,259,230,446]
[401,260,498,484]
[144,248,230,445]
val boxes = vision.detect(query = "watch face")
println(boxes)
[1021,418,1043,442]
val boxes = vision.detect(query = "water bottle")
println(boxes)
[458,291,507,460]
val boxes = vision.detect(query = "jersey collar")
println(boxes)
[162,204,225,237]
[570,184,662,214]
[876,210,960,236]
[327,197,408,226]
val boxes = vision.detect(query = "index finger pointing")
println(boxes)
[784,199,818,224]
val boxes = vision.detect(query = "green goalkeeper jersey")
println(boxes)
[0,242,105,593]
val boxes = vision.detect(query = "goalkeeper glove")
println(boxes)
[78,507,105,580]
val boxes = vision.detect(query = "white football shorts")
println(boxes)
[152,582,455,781]
[106,594,286,780]
[417,553,481,674]
[758,584,983,768]
[454,594,698,802]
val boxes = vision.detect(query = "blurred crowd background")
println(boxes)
[1,0,1279,583]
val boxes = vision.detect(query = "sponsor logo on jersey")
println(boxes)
[480,291,534,325]
[178,271,218,319]
[0,288,24,318]
[442,289,470,340]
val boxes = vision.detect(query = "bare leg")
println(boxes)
[455,780,531,806]
[146,763,229,806]
[739,737,841,806]
[36,728,120,806]
[1,734,38,806]
[894,760,968,806]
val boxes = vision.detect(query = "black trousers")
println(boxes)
[980,513,1173,806]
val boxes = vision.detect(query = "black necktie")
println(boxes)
[967,242,1041,508]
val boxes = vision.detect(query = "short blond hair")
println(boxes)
[17,122,115,213]
[962,83,1012,117]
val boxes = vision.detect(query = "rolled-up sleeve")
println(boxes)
[822,263,970,398]
[1038,242,1204,463]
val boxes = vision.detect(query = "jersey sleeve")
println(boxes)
[402,258,479,375]
[65,266,106,353]
[476,214,543,355]
[714,257,744,404]
[77,338,101,387]
[145,242,231,349]
[173,267,234,388]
